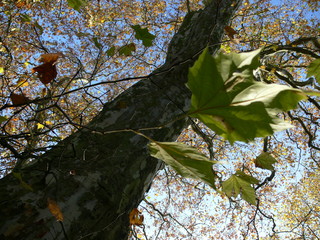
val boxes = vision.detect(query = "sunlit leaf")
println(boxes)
[187,48,307,143]
[222,170,259,205]
[67,0,86,11]
[149,141,217,189]
[45,121,53,125]
[255,152,277,170]
[307,58,320,84]
[47,198,64,221]
[39,53,63,64]
[15,79,29,87]
[129,208,144,226]
[304,90,320,97]
[37,123,45,129]
[131,25,156,47]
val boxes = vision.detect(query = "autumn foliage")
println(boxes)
[0,0,320,239]
[129,208,144,226]
[10,93,29,105]
[32,53,63,84]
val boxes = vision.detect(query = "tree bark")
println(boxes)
[0,1,241,239]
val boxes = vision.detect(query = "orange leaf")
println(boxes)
[39,52,64,64]
[47,198,64,221]
[32,63,57,84]
[10,93,29,105]
[129,208,144,226]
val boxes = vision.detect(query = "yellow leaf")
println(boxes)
[15,79,29,87]
[37,123,44,129]
[47,198,64,221]
[0,67,4,74]
[45,121,53,125]
[129,208,144,226]
[41,88,47,97]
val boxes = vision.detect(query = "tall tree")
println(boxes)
[0,0,242,239]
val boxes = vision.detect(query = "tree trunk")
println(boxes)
[0,1,241,239]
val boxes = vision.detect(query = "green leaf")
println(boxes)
[67,0,86,11]
[12,172,33,191]
[0,116,7,124]
[235,170,259,184]
[232,48,262,69]
[107,46,116,57]
[118,43,136,56]
[91,37,102,49]
[20,14,32,22]
[255,152,277,170]
[33,21,43,34]
[76,32,90,38]
[307,58,320,84]
[222,170,259,205]
[131,25,156,47]
[304,90,320,97]
[149,142,217,189]
[187,48,307,144]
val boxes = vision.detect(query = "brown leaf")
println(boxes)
[15,0,28,8]
[32,63,57,84]
[47,198,64,221]
[225,26,237,39]
[129,208,144,226]
[225,26,240,43]
[39,52,64,64]
[10,93,29,105]
[41,88,47,97]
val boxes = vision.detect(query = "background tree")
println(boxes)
[0,0,319,239]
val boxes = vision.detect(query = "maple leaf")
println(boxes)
[224,26,240,43]
[118,43,136,56]
[32,62,57,84]
[254,152,277,170]
[129,208,144,226]
[10,93,30,105]
[47,198,64,221]
[131,25,156,47]
[32,52,63,84]
[39,52,64,64]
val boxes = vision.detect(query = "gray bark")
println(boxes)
[0,1,241,239]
